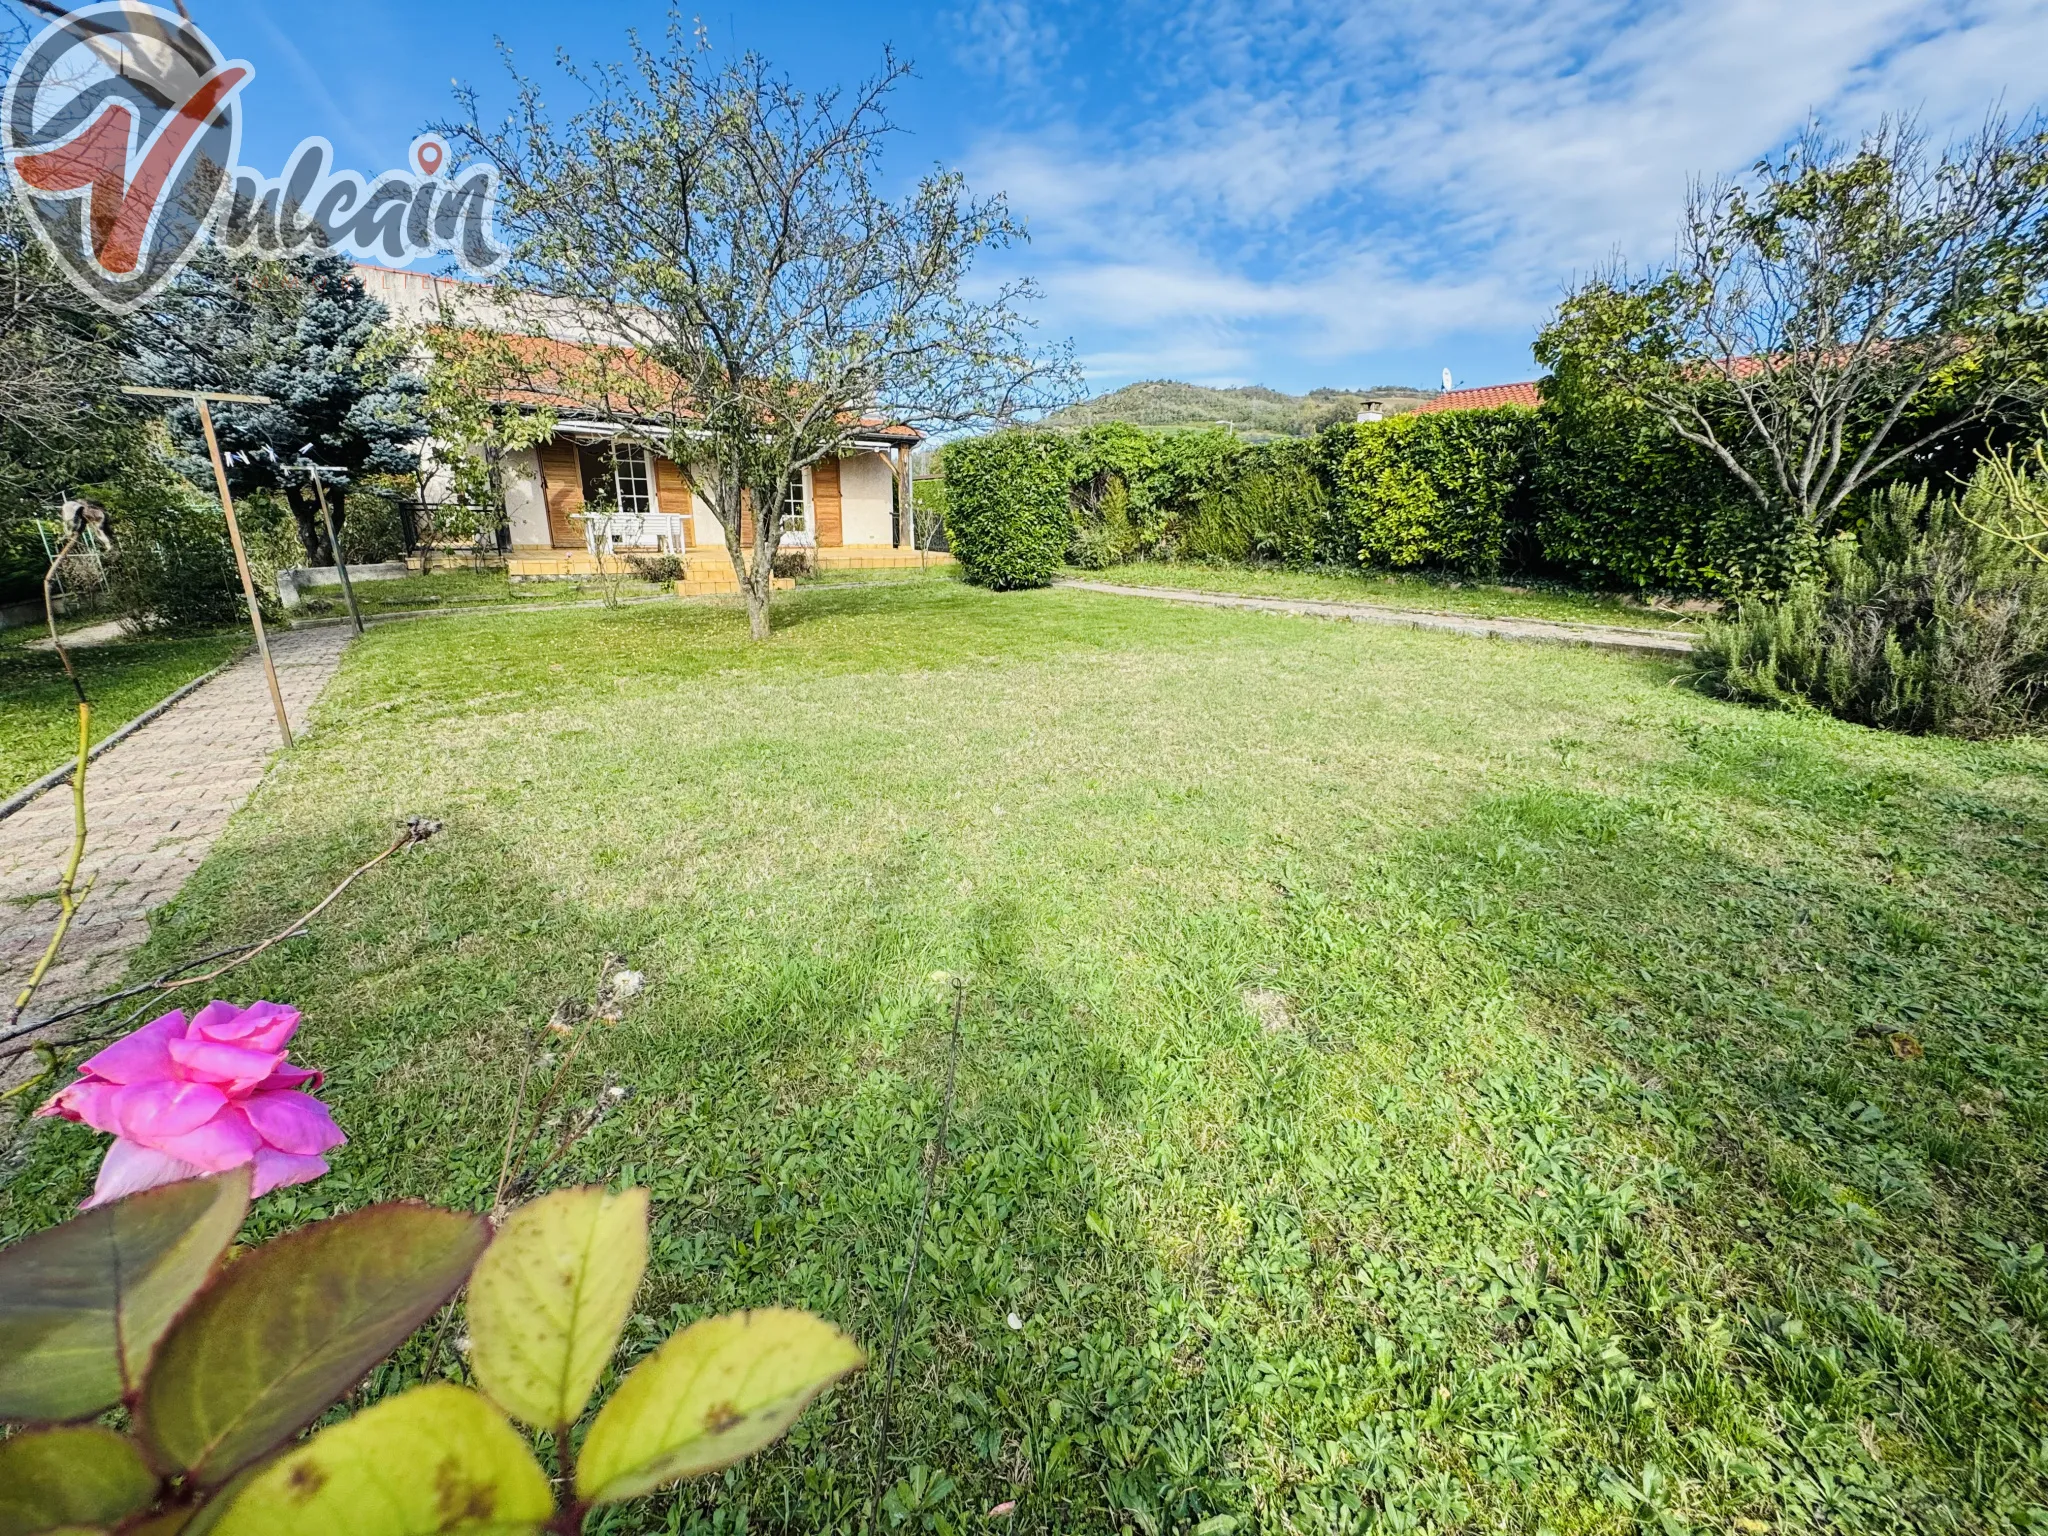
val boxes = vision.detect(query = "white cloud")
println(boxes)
[969,0,2048,389]
[948,0,1067,87]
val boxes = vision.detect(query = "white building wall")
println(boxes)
[840,451,895,545]
[502,447,550,546]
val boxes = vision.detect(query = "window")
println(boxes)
[613,445,654,517]
[577,442,656,517]
[785,470,808,527]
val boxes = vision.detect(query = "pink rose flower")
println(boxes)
[37,1000,344,1208]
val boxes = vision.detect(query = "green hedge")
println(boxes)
[941,432,1074,589]
[1327,409,1539,575]
[943,399,1778,594]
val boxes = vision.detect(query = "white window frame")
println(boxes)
[611,442,658,519]
[781,466,815,546]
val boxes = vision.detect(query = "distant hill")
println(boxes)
[1041,380,1439,441]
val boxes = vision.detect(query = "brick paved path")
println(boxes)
[1056,580,1697,657]
[2,626,349,1018]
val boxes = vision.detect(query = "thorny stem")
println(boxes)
[544,1422,588,1534]
[169,822,431,990]
[8,535,90,1033]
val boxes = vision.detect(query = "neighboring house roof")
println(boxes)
[1414,381,1543,413]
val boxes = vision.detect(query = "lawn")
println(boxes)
[289,566,671,618]
[288,563,954,619]
[5,583,2045,1535]
[0,626,244,795]
[1071,560,1708,631]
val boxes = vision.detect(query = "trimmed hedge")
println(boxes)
[942,432,1074,589]
[1329,409,1538,575]
[944,400,1777,594]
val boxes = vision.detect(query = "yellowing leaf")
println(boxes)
[468,1186,648,1428]
[0,1424,156,1534]
[0,1169,249,1421]
[207,1384,551,1536]
[140,1203,488,1487]
[576,1308,862,1504]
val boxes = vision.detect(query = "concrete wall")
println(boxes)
[840,451,895,546]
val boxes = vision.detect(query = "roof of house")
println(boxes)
[430,325,922,446]
[1413,381,1543,413]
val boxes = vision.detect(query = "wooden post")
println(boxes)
[309,469,364,635]
[195,398,293,747]
[893,445,912,551]
[122,386,291,746]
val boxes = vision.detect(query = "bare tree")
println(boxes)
[1538,116,2048,586]
[441,20,1076,637]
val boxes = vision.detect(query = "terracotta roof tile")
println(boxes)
[1413,381,1542,413]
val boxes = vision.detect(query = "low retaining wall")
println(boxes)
[276,561,412,608]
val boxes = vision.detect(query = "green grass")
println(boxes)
[6,583,2046,1535]
[289,568,669,618]
[1073,559,1708,630]
[0,626,244,794]
[796,564,964,587]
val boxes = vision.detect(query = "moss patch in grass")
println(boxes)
[5,582,2044,1534]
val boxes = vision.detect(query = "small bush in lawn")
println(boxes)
[772,547,814,579]
[1693,470,2048,736]
[942,431,1073,589]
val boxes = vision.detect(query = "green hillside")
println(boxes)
[1042,379,1438,441]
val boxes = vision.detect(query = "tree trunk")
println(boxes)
[745,480,781,640]
[285,484,328,566]
[714,477,776,639]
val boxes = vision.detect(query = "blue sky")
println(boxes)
[197,0,2048,396]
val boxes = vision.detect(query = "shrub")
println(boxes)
[1182,439,1328,566]
[101,473,248,631]
[1693,472,2048,736]
[772,547,814,579]
[1331,408,1538,575]
[626,552,688,584]
[1530,393,1768,593]
[942,431,1074,589]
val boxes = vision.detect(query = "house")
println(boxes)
[1413,381,1542,413]
[497,415,929,590]
[354,264,948,591]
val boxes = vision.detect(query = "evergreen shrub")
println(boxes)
[1331,408,1538,575]
[1694,471,2048,736]
[942,432,1074,589]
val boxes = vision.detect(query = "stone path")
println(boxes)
[2,626,349,1019]
[1056,579,1697,657]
